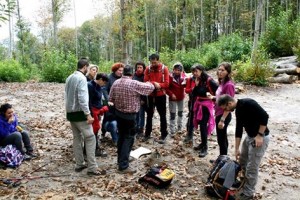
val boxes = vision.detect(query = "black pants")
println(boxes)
[0,131,33,154]
[145,95,168,139]
[215,113,232,155]
[116,114,136,170]
[198,106,210,147]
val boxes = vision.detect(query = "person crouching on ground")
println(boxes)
[0,103,36,160]
[217,94,270,200]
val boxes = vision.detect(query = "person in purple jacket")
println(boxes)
[0,103,35,159]
[214,62,235,155]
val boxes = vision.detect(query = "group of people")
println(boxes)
[0,54,269,199]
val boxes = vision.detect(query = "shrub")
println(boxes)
[98,60,114,74]
[217,33,252,62]
[202,45,221,70]
[0,59,28,82]
[40,49,77,83]
[233,50,274,86]
[260,10,295,58]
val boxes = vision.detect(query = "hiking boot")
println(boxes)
[184,137,193,144]
[75,165,88,172]
[199,146,208,158]
[95,149,108,157]
[193,143,204,150]
[155,137,166,144]
[142,135,150,142]
[235,192,254,200]
[23,154,32,161]
[87,169,107,176]
[26,151,38,158]
[118,167,136,174]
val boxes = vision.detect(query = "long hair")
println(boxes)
[192,64,210,85]
[217,62,232,84]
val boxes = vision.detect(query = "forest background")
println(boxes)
[0,0,300,84]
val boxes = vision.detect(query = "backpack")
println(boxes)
[138,164,175,189]
[0,145,24,168]
[147,64,166,82]
[205,155,244,200]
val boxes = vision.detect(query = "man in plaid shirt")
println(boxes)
[109,65,155,174]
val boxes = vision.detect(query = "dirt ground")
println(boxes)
[0,79,299,200]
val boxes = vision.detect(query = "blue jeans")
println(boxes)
[116,115,136,170]
[104,120,118,143]
[0,131,33,154]
[136,106,145,129]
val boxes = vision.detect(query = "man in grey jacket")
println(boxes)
[65,58,104,176]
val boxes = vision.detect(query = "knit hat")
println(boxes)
[173,62,183,71]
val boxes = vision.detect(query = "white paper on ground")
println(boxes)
[130,147,152,159]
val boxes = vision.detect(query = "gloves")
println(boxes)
[99,106,109,115]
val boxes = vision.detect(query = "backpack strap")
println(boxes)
[148,64,165,83]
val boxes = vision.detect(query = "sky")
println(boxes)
[0,0,108,41]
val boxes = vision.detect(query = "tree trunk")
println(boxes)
[251,0,263,63]
[52,0,58,47]
[274,66,300,75]
[144,2,149,57]
[268,73,298,84]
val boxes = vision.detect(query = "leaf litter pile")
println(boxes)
[0,82,299,200]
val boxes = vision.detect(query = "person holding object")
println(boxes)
[65,58,104,176]
[109,65,155,174]
[0,103,36,160]
[217,94,270,200]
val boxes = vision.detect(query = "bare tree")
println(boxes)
[251,0,263,63]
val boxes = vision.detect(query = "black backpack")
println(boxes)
[205,155,244,200]
[138,164,175,189]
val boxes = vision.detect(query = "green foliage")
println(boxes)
[174,49,202,72]
[260,10,296,58]
[98,60,114,74]
[292,17,300,61]
[40,49,77,83]
[201,45,221,70]
[217,33,252,62]
[0,59,28,82]
[233,50,274,86]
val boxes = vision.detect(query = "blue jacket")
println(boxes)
[0,114,18,141]
[88,80,104,109]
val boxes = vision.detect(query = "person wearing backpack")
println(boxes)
[217,94,270,200]
[165,62,185,137]
[214,62,235,156]
[143,53,170,144]
[191,64,218,157]
[0,103,36,160]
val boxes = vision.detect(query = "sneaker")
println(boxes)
[199,147,208,158]
[118,167,136,174]
[193,143,204,151]
[75,165,87,172]
[95,149,108,157]
[87,169,107,176]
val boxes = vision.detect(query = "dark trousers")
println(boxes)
[186,98,194,139]
[145,95,168,139]
[0,131,33,154]
[216,113,232,155]
[198,106,210,147]
[116,115,136,170]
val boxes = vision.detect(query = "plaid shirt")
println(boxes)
[109,76,154,113]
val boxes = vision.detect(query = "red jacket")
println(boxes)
[185,76,196,95]
[166,74,185,101]
[144,63,169,97]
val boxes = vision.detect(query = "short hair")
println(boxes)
[149,53,159,61]
[95,73,108,82]
[173,62,183,71]
[217,94,234,107]
[123,65,133,76]
[0,103,12,116]
[77,57,89,69]
[111,62,125,72]
[135,61,146,71]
